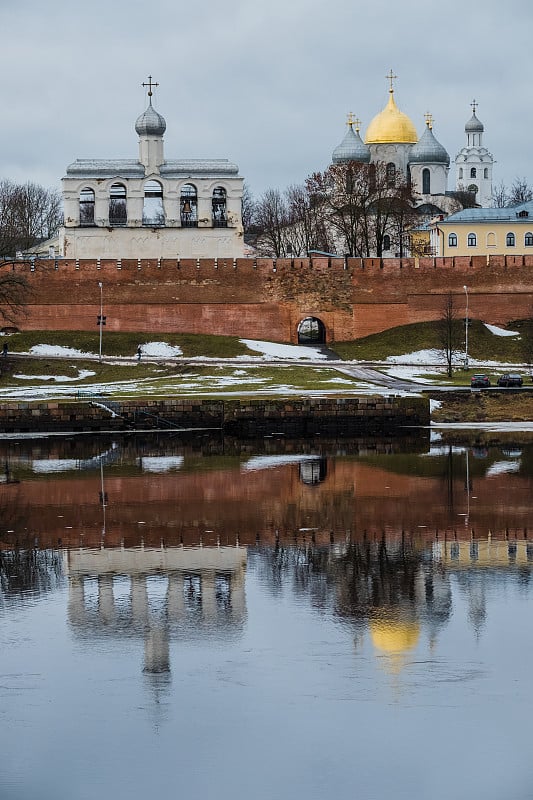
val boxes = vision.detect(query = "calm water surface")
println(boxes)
[1,434,532,799]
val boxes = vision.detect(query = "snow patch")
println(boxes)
[140,456,184,473]
[240,339,328,360]
[15,369,95,383]
[242,455,321,471]
[140,342,182,357]
[486,460,521,476]
[30,344,93,358]
[484,323,519,337]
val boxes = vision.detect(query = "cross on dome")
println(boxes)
[424,112,434,129]
[142,75,159,98]
[347,112,361,132]
[386,69,398,93]
[471,98,478,114]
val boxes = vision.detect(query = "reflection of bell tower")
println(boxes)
[299,458,328,486]
[144,625,170,674]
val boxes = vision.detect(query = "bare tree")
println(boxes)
[491,180,509,208]
[305,161,418,257]
[284,183,333,256]
[437,292,463,378]
[0,179,62,257]
[241,181,256,234]
[254,189,290,257]
[508,177,533,205]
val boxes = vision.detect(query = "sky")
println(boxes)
[2,0,532,201]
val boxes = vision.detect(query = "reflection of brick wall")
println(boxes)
[9,255,533,341]
[3,458,532,550]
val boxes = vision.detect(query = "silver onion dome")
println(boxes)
[332,125,371,164]
[135,100,166,137]
[409,124,450,165]
[465,112,484,133]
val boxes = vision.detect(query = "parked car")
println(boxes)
[471,374,491,388]
[497,373,523,387]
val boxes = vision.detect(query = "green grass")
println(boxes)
[4,330,252,359]
[333,319,530,362]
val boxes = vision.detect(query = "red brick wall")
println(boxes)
[8,256,533,342]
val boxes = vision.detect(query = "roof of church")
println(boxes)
[465,112,484,132]
[365,89,418,145]
[409,123,450,165]
[65,158,239,179]
[332,122,371,164]
[135,99,167,137]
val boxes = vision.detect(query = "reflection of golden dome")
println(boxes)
[365,91,418,144]
[369,619,420,654]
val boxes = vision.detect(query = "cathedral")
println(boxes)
[331,73,494,253]
[59,78,245,260]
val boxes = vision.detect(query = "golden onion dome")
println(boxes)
[365,90,418,145]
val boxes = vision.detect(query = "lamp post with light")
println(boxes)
[463,285,469,370]
[97,281,106,363]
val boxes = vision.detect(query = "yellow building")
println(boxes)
[430,200,533,257]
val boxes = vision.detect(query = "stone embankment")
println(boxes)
[0,396,429,436]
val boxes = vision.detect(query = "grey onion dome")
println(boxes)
[332,125,371,164]
[135,99,166,137]
[409,125,450,165]
[465,112,484,132]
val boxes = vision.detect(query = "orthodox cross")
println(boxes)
[424,111,433,129]
[142,76,159,98]
[386,69,397,92]
[471,98,478,114]
[347,112,361,131]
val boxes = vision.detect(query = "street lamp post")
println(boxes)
[463,284,469,370]
[97,281,105,363]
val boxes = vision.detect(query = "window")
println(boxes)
[382,234,391,251]
[467,232,477,247]
[448,233,457,247]
[459,168,463,179]
[109,183,127,226]
[506,232,515,247]
[486,232,496,247]
[422,168,430,194]
[386,162,396,185]
[470,167,477,179]
[79,187,95,226]
[180,184,198,227]
[142,180,165,226]
[525,232,533,247]
[212,187,227,227]
[484,168,489,179]
[518,210,529,218]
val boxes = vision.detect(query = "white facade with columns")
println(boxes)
[60,81,244,259]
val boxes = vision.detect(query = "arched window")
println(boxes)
[486,232,496,247]
[448,233,457,247]
[459,168,463,179]
[212,187,227,227]
[382,234,391,251]
[297,317,326,345]
[79,187,95,226]
[386,162,396,185]
[142,180,165,226]
[525,232,533,247]
[470,167,477,179]
[180,184,197,227]
[484,168,489,179]
[467,232,477,247]
[506,232,515,247]
[109,183,127,226]
[422,168,430,194]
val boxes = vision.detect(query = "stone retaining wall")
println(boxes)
[0,396,429,436]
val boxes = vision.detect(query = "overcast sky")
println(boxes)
[2,0,531,200]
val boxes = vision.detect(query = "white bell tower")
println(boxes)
[455,100,494,207]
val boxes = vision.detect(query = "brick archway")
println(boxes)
[297,317,326,345]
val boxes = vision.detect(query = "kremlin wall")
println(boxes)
[10,254,533,342]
